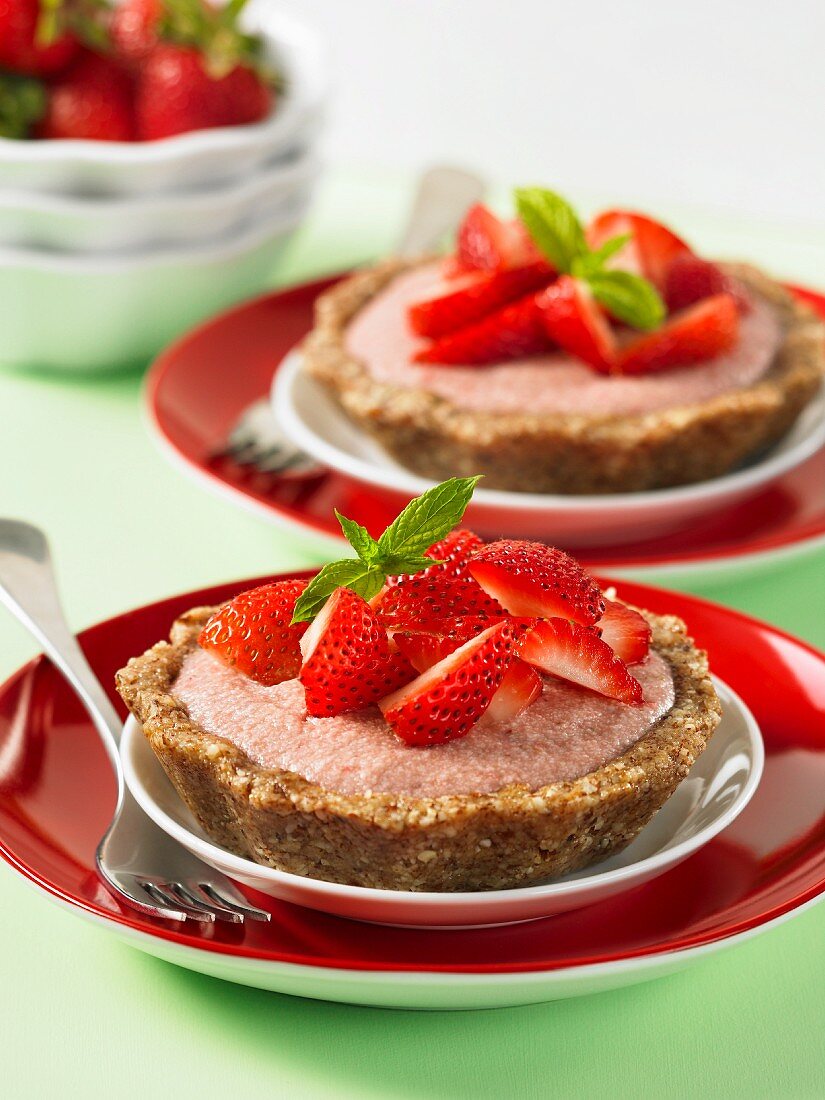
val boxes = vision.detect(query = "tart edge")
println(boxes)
[301,259,825,494]
[115,605,722,891]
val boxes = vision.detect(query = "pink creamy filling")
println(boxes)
[344,262,782,417]
[174,647,675,798]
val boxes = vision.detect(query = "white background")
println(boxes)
[275,0,824,227]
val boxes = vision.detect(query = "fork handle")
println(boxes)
[395,166,486,258]
[0,520,123,782]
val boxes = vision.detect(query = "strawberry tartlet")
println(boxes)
[117,480,721,891]
[303,189,824,494]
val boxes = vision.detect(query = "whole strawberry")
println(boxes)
[135,41,271,139]
[37,51,135,141]
[119,0,275,140]
[0,0,78,76]
[109,0,161,65]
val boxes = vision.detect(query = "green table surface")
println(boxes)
[1,169,824,1099]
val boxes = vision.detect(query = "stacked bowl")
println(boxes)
[0,7,325,372]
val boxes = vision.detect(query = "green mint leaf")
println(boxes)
[573,233,632,276]
[290,477,481,623]
[335,510,380,564]
[380,555,439,577]
[514,187,587,274]
[377,476,480,561]
[291,559,384,624]
[586,269,665,331]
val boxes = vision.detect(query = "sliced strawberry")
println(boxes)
[199,579,308,686]
[588,210,691,288]
[456,204,542,273]
[408,262,554,340]
[392,600,510,673]
[597,599,651,664]
[414,291,551,366]
[618,293,739,375]
[423,527,485,577]
[377,573,506,635]
[379,620,525,746]
[520,618,643,705]
[664,254,752,314]
[299,587,415,717]
[382,528,485,594]
[482,659,543,726]
[393,631,459,673]
[469,540,605,626]
[536,276,617,373]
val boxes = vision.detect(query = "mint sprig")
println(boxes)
[514,188,587,275]
[291,476,481,624]
[580,269,665,331]
[514,187,665,331]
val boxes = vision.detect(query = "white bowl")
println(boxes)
[272,350,825,547]
[0,8,325,197]
[0,197,310,372]
[0,150,320,252]
[121,676,763,929]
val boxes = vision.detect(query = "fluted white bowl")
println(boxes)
[0,195,311,372]
[0,149,320,252]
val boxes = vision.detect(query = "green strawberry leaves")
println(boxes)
[0,73,47,140]
[291,477,481,624]
[515,187,665,331]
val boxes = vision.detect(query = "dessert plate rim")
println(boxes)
[271,348,825,518]
[119,674,764,928]
[0,573,823,1008]
[144,274,825,579]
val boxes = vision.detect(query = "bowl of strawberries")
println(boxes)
[0,0,325,194]
[0,0,325,370]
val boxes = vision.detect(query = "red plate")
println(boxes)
[146,276,825,576]
[1,573,823,983]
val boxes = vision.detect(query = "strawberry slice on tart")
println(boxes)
[536,275,618,373]
[413,290,552,366]
[596,599,652,665]
[664,253,752,315]
[587,210,691,288]
[198,579,309,686]
[379,619,526,746]
[408,262,554,340]
[468,540,605,626]
[482,659,544,726]
[520,618,644,706]
[299,587,415,717]
[617,293,740,375]
[455,203,544,273]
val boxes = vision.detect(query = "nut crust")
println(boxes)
[302,260,824,494]
[116,607,721,892]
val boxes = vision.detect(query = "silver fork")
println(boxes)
[0,520,270,925]
[220,164,487,475]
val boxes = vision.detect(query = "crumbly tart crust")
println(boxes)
[116,607,721,892]
[302,260,824,494]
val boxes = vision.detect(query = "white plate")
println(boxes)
[272,350,825,547]
[121,676,763,929]
[0,7,326,197]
